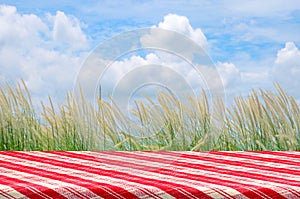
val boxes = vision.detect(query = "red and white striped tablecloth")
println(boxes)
[0,151,299,198]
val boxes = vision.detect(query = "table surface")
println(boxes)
[0,151,299,199]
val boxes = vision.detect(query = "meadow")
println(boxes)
[0,80,299,151]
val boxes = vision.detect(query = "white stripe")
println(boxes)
[0,184,28,199]
[80,151,300,198]
[0,153,174,199]
[234,151,300,163]
[194,151,300,169]
[23,186,52,199]
[30,152,244,199]
[0,167,102,199]
[23,152,220,198]
[11,151,300,199]
[131,151,300,181]
[80,151,247,198]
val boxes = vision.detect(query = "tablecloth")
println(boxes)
[0,151,299,198]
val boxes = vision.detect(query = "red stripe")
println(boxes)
[1,151,210,199]
[251,151,300,159]
[107,151,300,185]
[53,151,233,198]
[46,151,211,199]
[211,151,300,166]
[0,158,136,199]
[1,151,299,199]
[116,151,300,197]
[159,151,300,175]
[141,151,299,198]
[52,151,276,199]
[0,174,66,199]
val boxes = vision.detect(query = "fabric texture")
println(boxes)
[0,151,299,198]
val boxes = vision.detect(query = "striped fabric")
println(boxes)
[0,151,299,199]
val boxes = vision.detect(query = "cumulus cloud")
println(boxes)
[216,62,241,88]
[275,42,300,67]
[140,14,209,63]
[0,5,88,104]
[99,52,198,96]
[49,11,88,50]
[157,14,208,49]
[272,42,300,98]
[0,5,48,48]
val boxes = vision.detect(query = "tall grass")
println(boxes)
[0,80,299,151]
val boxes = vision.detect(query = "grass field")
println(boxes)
[0,80,299,151]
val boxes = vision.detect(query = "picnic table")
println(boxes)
[0,151,299,198]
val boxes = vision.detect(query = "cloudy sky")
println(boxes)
[1,0,300,108]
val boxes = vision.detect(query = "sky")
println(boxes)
[1,0,300,109]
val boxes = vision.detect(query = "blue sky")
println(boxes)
[1,0,300,107]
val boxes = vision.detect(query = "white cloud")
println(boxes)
[140,14,209,62]
[99,52,197,95]
[23,48,82,94]
[49,11,88,50]
[0,5,48,48]
[0,5,88,105]
[157,14,208,49]
[275,42,300,67]
[216,62,241,88]
[272,42,300,98]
